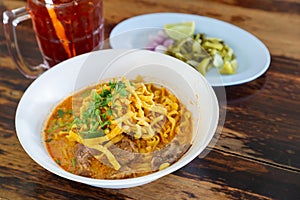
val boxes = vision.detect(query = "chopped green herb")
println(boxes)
[45,138,53,143]
[66,110,73,115]
[100,120,111,128]
[101,113,107,120]
[71,158,76,167]
[107,109,113,116]
[80,129,105,139]
[47,124,59,133]
[109,79,117,89]
[100,89,110,97]
[58,118,64,127]
[74,80,130,139]
[91,123,99,131]
[57,109,64,118]
[55,159,61,165]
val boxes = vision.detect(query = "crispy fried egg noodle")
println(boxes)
[51,77,193,179]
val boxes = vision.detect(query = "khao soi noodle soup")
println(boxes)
[44,77,193,179]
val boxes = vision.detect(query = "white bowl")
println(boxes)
[15,49,219,188]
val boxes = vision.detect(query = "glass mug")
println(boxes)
[3,0,104,79]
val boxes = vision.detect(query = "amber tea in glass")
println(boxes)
[3,0,104,78]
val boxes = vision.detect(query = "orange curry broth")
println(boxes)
[43,83,193,179]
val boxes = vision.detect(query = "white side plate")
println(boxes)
[110,13,271,86]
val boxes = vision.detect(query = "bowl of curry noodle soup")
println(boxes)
[15,49,219,188]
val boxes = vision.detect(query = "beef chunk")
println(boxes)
[74,143,94,177]
[151,139,190,170]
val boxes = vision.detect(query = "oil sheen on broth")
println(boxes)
[44,77,193,179]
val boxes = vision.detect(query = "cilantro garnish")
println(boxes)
[57,109,64,118]
[74,79,130,138]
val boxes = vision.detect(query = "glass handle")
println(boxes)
[3,7,47,79]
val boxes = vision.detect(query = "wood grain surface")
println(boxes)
[0,0,299,199]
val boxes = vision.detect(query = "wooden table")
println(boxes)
[0,0,299,199]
